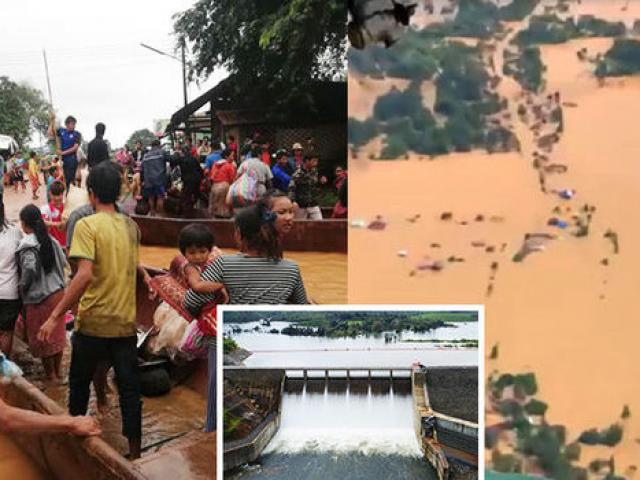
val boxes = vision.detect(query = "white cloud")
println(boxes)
[0,0,226,146]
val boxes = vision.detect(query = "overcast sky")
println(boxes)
[1,0,226,147]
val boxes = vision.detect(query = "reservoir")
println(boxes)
[225,321,479,368]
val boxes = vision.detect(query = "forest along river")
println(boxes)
[226,322,477,479]
[225,321,479,367]
[229,388,437,480]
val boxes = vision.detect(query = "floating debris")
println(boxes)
[486,246,496,253]
[367,215,387,230]
[556,188,576,200]
[448,256,465,263]
[471,241,486,248]
[604,229,619,254]
[491,261,499,271]
[475,214,485,222]
[601,258,609,266]
[397,250,408,258]
[440,212,453,221]
[350,219,366,228]
[513,234,555,262]
[500,243,507,252]
[416,259,444,271]
[406,214,421,223]
[430,243,442,248]
[547,217,569,229]
[489,215,505,223]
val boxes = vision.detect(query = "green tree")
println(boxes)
[0,76,49,146]
[173,0,346,108]
[126,129,156,149]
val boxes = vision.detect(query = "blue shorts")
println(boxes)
[143,185,166,198]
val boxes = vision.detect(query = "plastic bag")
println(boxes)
[179,320,209,359]
[226,170,258,208]
[0,353,23,384]
[146,302,189,360]
[198,304,218,337]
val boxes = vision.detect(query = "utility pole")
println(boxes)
[181,38,188,109]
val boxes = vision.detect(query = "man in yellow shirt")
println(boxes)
[39,162,153,459]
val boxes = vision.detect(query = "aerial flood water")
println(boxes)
[349,0,640,470]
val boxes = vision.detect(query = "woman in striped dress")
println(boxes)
[184,202,309,433]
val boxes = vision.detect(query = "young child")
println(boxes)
[41,180,66,247]
[178,224,228,301]
[11,152,26,193]
[28,152,41,200]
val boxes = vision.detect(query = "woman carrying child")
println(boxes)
[183,202,309,433]
[17,204,68,381]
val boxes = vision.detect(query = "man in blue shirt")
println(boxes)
[271,149,292,193]
[204,142,222,172]
[50,115,82,190]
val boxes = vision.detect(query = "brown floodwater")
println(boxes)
[349,2,640,470]
[140,246,347,305]
[0,435,48,480]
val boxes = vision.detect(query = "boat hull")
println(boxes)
[131,214,347,253]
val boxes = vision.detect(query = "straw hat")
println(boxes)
[292,142,303,150]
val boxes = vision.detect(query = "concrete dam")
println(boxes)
[223,366,478,479]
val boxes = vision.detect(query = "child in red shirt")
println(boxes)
[40,180,66,247]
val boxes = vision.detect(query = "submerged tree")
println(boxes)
[173,0,347,108]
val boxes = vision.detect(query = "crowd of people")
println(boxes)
[0,114,337,457]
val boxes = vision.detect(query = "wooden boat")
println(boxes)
[130,208,347,253]
[0,268,215,480]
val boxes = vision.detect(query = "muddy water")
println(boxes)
[349,7,640,472]
[0,435,49,480]
[140,246,347,305]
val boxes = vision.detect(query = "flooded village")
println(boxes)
[348,0,640,477]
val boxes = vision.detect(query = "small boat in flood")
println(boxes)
[130,208,347,253]
[0,268,215,480]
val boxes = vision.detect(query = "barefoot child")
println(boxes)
[28,152,41,200]
[39,162,153,459]
[17,204,67,382]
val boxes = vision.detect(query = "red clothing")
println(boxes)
[210,160,236,184]
[191,147,199,159]
[40,202,66,247]
[229,142,238,158]
[261,151,271,166]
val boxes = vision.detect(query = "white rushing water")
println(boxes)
[264,390,421,457]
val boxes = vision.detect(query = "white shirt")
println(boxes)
[0,224,22,300]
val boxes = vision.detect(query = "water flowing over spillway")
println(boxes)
[231,388,437,479]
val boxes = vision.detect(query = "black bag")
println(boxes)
[134,197,150,215]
